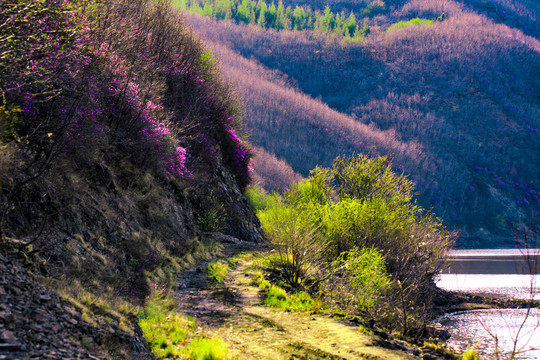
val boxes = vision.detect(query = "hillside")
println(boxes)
[183,0,540,247]
[0,0,263,358]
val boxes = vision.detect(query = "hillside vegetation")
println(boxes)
[184,0,540,247]
[0,0,533,358]
[249,154,454,336]
[0,0,262,357]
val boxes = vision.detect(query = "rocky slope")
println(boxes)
[0,0,264,358]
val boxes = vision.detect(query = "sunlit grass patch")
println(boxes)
[264,285,324,313]
[462,347,479,360]
[138,292,228,359]
[251,270,271,289]
[206,252,255,283]
[423,340,459,359]
[207,260,230,283]
[387,18,433,33]
[252,270,323,313]
[188,337,229,360]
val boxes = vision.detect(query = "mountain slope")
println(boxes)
[184,0,540,247]
[0,0,262,358]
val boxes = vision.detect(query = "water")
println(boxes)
[438,308,540,359]
[436,274,539,300]
[435,249,540,359]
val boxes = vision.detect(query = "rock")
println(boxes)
[0,343,21,351]
[1,330,17,343]
[425,324,451,340]
[39,294,52,302]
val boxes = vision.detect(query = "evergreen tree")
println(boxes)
[190,2,204,15]
[346,11,357,37]
[257,0,268,27]
[292,6,306,30]
[285,6,293,27]
[203,3,213,16]
[315,6,334,32]
[276,0,288,30]
[266,2,277,28]
[215,0,233,20]
[237,0,256,23]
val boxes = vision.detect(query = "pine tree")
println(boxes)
[257,0,268,27]
[346,11,357,37]
[315,6,334,32]
[276,0,287,30]
[237,0,256,23]
[292,6,306,30]
[266,2,277,28]
[203,3,213,16]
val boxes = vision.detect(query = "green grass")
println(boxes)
[188,337,229,360]
[207,260,230,283]
[252,271,323,313]
[207,252,254,283]
[265,285,323,313]
[423,340,460,359]
[462,348,479,360]
[138,293,228,359]
[387,18,433,33]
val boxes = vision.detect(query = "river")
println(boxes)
[435,249,540,359]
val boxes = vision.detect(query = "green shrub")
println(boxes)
[250,154,454,335]
[330,247,391,312]
[246,186,275,211]
[462,348,479,360]
[257,201,328,288]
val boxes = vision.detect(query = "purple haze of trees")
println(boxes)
[0,0,252,187]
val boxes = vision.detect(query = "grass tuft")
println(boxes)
[138,292,228,359]
[207,260,230,283]
[253,271,323,313]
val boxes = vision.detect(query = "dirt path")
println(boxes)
[176,247,416,360]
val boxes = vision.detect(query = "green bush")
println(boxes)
[462,348,479,360]
[250,154,454,335]
[330,247,391,312]
[257,199,328,288]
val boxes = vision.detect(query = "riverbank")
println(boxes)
[433,289,540,318]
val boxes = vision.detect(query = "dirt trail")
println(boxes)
[176,246,415,360]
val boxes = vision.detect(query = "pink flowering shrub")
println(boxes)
[0,0,252,186]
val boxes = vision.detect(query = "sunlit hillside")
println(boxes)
[182,0,540,247]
